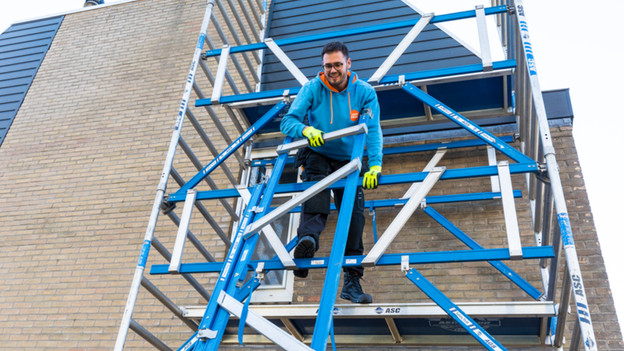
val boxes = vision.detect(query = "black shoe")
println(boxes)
[340,272,373,304]
[293,236,316,278]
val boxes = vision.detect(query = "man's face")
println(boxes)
[322,51,351,91]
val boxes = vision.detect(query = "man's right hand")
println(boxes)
[302,126,325,147]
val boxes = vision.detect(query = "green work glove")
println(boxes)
[363,165,381,189]
[302,126,325,147]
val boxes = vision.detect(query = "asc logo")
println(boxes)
[375,307,401,314]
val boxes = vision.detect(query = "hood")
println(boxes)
[318,71,358,93]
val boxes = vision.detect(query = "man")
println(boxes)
[280,41,383,304]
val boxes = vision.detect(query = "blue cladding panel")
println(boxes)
[0,16,63,148]
[542,88,573,120]
[261,0,480,91]
[227,316,542,337]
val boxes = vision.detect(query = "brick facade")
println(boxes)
[0,0,621,350]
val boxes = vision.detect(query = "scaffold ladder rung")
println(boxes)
[169,189,198,273]
[498,160,523,259]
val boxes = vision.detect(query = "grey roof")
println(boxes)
[0,16,63,148]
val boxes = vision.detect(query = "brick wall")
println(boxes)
[549,126,624,350]
[0,0,231,349]
[0,0,621,350]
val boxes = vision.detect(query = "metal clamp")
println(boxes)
[198,328,218,340]
[401,255,410,272]
[160,199,176,215]
[255,262,265,282]
[282,89,291,102]
[250,206,264,213]
[536,167,550,184]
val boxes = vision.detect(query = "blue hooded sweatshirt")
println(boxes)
[280,71,383,168]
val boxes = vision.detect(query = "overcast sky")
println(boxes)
[1,0,622,333]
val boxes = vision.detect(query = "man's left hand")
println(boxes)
[363,166,381,189]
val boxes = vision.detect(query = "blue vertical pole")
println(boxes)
[310,126,366,350]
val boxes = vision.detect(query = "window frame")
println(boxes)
[235,149,301,303]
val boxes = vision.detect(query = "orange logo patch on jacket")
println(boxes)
[350,110,359,121]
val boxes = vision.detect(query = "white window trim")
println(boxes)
[234,149,300,303]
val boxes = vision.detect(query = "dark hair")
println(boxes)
[321,41,349,59]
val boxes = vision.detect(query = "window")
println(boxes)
[240,157,300,303]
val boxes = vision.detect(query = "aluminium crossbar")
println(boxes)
[243,158,361,239]
[236,185,296,269]
[217,291,313,351]
[367,13,433,85]
[276,123,368,155]
[401,147,447,199]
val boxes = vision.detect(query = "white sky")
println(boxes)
[1,0,622,335]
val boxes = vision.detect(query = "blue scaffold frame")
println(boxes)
[202,5,508,59]
[189,137,310,350]
[115,0,598,349]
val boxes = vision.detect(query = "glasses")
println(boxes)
[322,62,344,71]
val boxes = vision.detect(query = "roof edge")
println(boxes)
[6,0,142,30]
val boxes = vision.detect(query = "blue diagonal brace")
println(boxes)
[401,83,534,164]
[424,206,542,300]
[191,182,265,350]
[406,268,507,351]
[198,139,292,351]
[173,101,287,197]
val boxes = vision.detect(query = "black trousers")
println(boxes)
[296,148,365,276]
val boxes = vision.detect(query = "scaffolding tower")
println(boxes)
[115,0,597,350]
